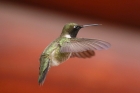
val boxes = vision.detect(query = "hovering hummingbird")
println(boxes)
[38,23,111,85]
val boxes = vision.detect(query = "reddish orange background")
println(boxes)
[3,0,140,27]
[0,1,140,93]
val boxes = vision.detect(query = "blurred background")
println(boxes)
[0,0,140,93]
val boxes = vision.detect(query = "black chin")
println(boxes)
[69,26,82,38]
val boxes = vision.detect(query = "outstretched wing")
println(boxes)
[38,54,50,85]
[60,38,111,58]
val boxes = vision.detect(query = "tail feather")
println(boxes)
[38,54,50,85]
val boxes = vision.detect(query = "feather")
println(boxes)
[60,38,110,58]
[38,54,50,85]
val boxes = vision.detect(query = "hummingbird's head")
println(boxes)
[60,23,102,38]
[60,23,82,38]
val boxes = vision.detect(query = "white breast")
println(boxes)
[50,50,60,66]
[50,49,71,66]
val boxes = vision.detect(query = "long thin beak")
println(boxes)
[81,24,102,28]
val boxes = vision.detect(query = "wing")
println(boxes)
[60,38,111,58]
[38,54,50,85]
[70,50,95,58]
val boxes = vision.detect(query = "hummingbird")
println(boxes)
[38,23,111,85]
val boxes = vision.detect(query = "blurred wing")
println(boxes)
[60,38,111,58]
[70,50,95,58]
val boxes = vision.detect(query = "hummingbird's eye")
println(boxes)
[74,25,77,28]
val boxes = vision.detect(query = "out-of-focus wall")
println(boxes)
[2,0,140,27]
